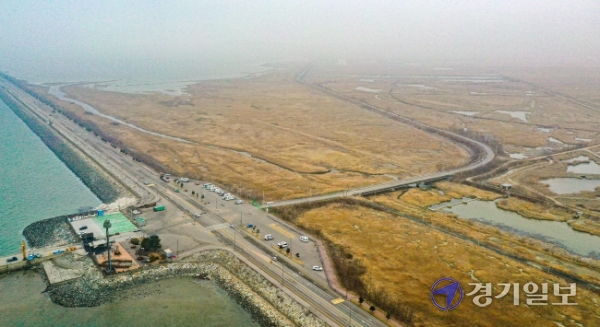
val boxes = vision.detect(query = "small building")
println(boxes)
[163,249,174,258]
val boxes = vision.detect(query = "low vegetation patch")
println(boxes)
[287,201,600,326]
[496,197,572,221]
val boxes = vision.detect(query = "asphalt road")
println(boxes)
[0,78,390,327]
[266,68,496,208]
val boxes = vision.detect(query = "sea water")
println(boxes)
[0,98,100,256]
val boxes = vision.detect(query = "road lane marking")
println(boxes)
[247,248,272,263]
[269,223,295,238]
[331,298,346,304]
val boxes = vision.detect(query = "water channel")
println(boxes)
[47,85,194,144]
[435,199,600,257]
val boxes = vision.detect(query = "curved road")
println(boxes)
[0,77,388,327]
[268,69,495,208]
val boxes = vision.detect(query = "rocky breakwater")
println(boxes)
[47,250,326,327]
[23,216,78,248]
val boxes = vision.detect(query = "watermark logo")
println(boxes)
[431,277,464,311]
[431,278,578,309]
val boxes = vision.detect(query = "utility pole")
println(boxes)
[103,220,112,272]
[240,212,243,227]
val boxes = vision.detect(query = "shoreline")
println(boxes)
[0,84,123,204]
[41,250,324,327]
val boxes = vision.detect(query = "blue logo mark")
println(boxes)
[431,277,464,311]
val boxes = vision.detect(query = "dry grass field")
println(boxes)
[305,64,600,158]
[496,198,572,221]
[296,202,600,327]
[486,148,600,218]
[398,181,500,207]
[40,69,470,200]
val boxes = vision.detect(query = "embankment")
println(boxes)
[0,86,120,203]
[46,250,325,327]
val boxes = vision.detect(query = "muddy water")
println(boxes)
[540,178,600,194]
[567,161,600,174]
[0,272,260,327]
[439,199,600,257]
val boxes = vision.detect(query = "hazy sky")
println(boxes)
[1,1,598,80]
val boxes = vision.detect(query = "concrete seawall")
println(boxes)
[46,250,326,327]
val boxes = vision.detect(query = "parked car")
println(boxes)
[6,256,18,263]
[312,266,323,271]
[79,225,88,230]
[277,241,288,248]
[300,236,309,242]
[132,209,141,214]
[264,234,274,240]
[235,199,243,205]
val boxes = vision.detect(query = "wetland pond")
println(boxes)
[540,178,600,195]
[566,160,600,174]
[432,199,600,257]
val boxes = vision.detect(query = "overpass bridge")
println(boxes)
[267,69,495,208]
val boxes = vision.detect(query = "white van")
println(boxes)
[300,236,309,243]
[180,177,190,183]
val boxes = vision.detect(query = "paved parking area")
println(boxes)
[70,217,105,240]
[165,178,326,280]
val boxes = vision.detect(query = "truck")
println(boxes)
[153,205,165,212]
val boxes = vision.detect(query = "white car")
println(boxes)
[264,234,274,240]
[299,236,309,242]
[132,209,141,215]
[235,200,243,205]
[312,266,323,271]
[277,241,288,248]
